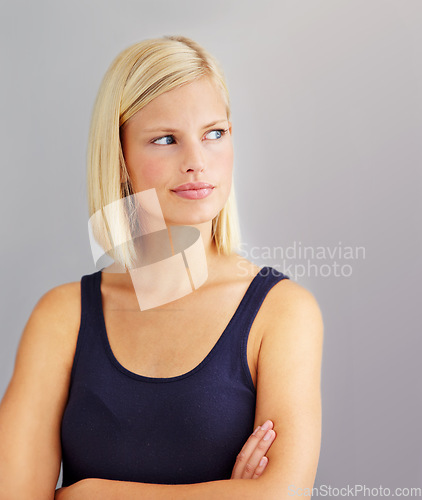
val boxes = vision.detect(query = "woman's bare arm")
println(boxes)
[253,278,324,497]
[0,283,80,500]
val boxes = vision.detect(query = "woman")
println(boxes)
[0,35,323,499]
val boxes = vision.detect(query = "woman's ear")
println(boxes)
[228,121,233,135]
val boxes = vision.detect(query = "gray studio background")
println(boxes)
[1,0,421,495]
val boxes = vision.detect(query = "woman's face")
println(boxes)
[120,77,233,226]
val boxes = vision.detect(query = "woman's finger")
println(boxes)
[231,420,276,479]
[251,455,268,479]
[230,420,273,479]
[240,426,275,479]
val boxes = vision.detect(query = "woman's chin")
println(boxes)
[163,211,219,227]
[164,217,215,227]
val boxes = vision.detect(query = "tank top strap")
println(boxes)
[217,266,290,392]
[230,266,290,333]
[69,270,102,384]
[80,270,102,330]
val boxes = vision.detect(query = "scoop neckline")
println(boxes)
[95,266,269,383]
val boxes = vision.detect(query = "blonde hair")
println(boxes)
[87,35,241,269]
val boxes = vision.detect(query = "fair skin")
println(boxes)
[0,76,323,500]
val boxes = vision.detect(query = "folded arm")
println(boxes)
[56,476,270,500]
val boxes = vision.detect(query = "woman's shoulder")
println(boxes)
[28,278,82,356]
[35,279,81,316]
[258,270,324,343]
[230,255,322,333]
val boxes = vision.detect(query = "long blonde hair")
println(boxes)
[87,35,241,269]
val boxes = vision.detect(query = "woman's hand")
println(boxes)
[231,419,276,479]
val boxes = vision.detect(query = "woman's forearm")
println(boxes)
[58,475,278,500]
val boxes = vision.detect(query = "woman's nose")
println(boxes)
[181,140,205,173]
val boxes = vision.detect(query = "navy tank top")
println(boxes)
[60,266,290,486]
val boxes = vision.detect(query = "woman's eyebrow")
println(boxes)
[142,119,228,134]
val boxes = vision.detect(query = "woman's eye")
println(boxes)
[153,135,175,145]
[152,129,227,145]
[205,129,226,140]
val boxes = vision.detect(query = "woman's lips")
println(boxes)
[171,187,214,199]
